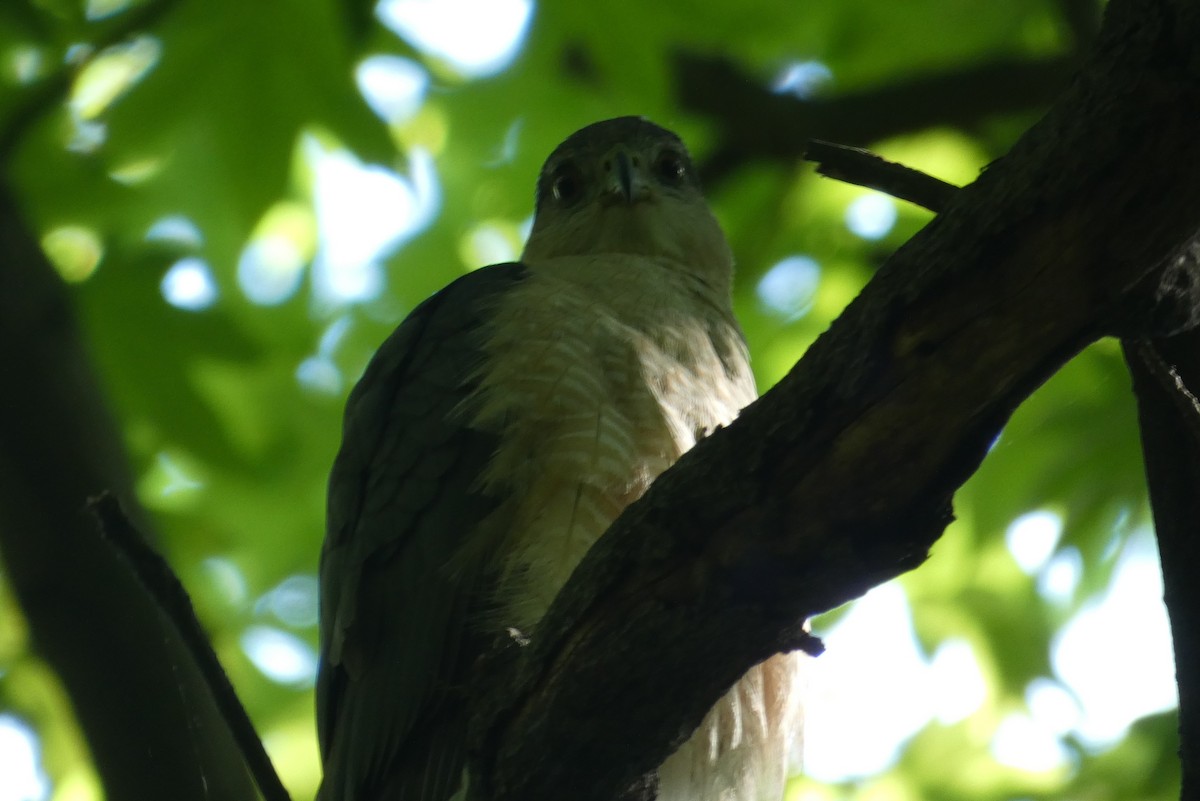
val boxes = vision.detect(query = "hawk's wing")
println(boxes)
[318,263,526,801]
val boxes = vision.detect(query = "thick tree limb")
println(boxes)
[471,1,1200,798]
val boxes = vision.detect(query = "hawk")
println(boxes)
[317,117,804,801]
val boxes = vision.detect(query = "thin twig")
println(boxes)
[804,140,959,212]
[88,492,293,801]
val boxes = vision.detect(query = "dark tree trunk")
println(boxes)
[0,186,257,801]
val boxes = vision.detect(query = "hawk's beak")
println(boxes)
[601,148,648,205]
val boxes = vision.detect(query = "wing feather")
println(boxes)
[318,263,526,801]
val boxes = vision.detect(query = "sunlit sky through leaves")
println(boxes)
[377,0,533,79]
[0,716,47,801]
[807,529,1175,779]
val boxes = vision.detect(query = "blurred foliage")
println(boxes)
[0,0,1177,800]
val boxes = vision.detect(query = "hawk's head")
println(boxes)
[522,117,732,285]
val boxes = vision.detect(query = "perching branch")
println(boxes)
[470,1,1200,798]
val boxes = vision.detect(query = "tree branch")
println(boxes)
[0,3,263,796]
[804,139,958,212]
[0,184,257,801]
[676,52,1076,186]
[472,0,1200,798]
[89,493,292,801]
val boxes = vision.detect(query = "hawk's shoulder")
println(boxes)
[317,261,527,801]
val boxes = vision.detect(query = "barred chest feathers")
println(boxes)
[466,254,804,801]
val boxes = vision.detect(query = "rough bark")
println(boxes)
[470,0,1200,798]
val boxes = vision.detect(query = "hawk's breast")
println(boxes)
[468,254,755,628]
[466,254,802,801]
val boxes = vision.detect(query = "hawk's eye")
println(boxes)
[550,162,584,206]
[654,150,686,185]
